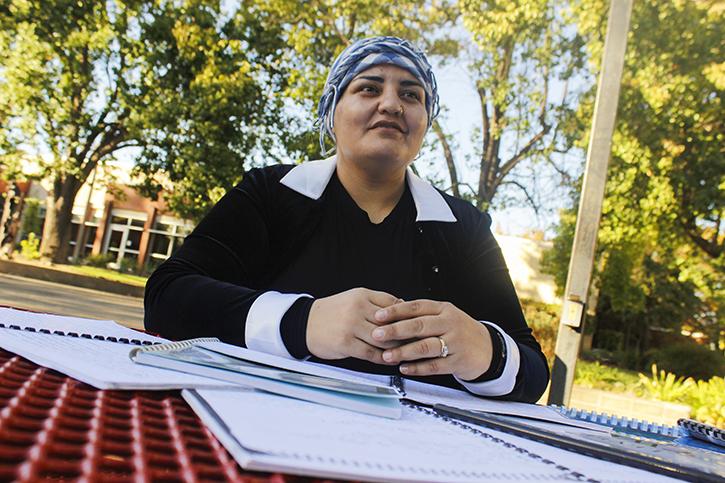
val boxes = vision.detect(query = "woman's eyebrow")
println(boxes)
[400,79,423,89]
[353,75,423,89]
[354,75,384,83]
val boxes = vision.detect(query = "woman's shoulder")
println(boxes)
[235,164,319,202]
[237,164,296,189]
[435,189,493,231]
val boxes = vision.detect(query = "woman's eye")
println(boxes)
[360,85,379,94]
[402,91,421,101]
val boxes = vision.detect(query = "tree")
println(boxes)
[0,0,288,261]
[432,0,587,211]
[544,0,724,360]
[131,1,290,220]
[2,0,133,262]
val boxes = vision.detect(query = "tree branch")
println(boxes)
[501,179,540,215]
[499,125,550,181]
[477,85,490,207]
[679,216,723,259]
[479,40,515,207]
[431,120,460,198]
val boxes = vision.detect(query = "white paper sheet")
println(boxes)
[0,327,235,390]
[188,389,677,483]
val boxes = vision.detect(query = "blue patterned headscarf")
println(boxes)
[317,36,440,155]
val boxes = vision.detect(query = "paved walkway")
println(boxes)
[0,273,144,329]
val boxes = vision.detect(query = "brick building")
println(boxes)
[1,170,192,272]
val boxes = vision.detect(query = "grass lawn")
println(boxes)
[61,264,148,286]
[574,360,641,393]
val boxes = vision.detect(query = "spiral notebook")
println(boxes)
[129,339,402,418]
[550,405,682,439]
[0,307,235,390]
[183,388,679,483]
[553,405,725,453]
[678,418,725,449]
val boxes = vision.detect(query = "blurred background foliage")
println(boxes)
[542,0,723,376]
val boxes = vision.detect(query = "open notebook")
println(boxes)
[183,388,696,483]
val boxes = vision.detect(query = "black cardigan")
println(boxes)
[144,164,550,402]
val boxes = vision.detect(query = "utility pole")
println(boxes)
[548,0,633,406]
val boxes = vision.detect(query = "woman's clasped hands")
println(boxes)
[307,288,493,381]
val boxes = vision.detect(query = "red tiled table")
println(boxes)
[0,348,329,482]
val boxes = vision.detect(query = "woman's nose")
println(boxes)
[378,88,403,116]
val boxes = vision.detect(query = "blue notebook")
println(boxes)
[436,404,725,482]
[550,405,725,454]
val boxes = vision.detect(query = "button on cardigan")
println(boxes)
[144,158,550,402]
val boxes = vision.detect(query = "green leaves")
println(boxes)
[546,0,724,360]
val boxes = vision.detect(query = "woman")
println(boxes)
[144,36,549,402]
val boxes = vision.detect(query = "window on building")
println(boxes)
[104,210,147,270]
[146,216,192,268]
[68,212,99,259]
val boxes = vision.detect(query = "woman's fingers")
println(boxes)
[307,288,403,360]
[374,299,443,323]
[365,289,403,309]
[347,338,388,365]
[354,321,401,349]
[364,290,404,326]
[399,355,454,376]
[381,336,447,363]
[371,315,444,342]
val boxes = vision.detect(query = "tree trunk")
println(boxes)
[40,176,82,263]
[0,183,26,257]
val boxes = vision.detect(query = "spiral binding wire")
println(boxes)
[0,322,158,346]
[678,419,725,448]
[128,338,221,357]
[549,405,682,438]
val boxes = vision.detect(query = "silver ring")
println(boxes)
[438,337,449,358]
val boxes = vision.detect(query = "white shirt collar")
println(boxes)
[280,156,457,223]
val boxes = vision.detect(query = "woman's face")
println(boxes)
[332,64,427,175]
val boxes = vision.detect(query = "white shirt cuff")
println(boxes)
[245,291,312,359]
[455,321,520,396]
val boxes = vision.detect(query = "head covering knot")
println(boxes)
[317,36,440,155]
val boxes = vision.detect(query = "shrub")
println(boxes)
[521,300,559,367]
[19,233,41,260]
[636,364,695,401]
[119,257,139,274]
[683,377,725,429]
[20,198,43,236]
[646,342,725,380]
[637,365,725,429]
[575,360,640,392]
[82,253,114,267]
